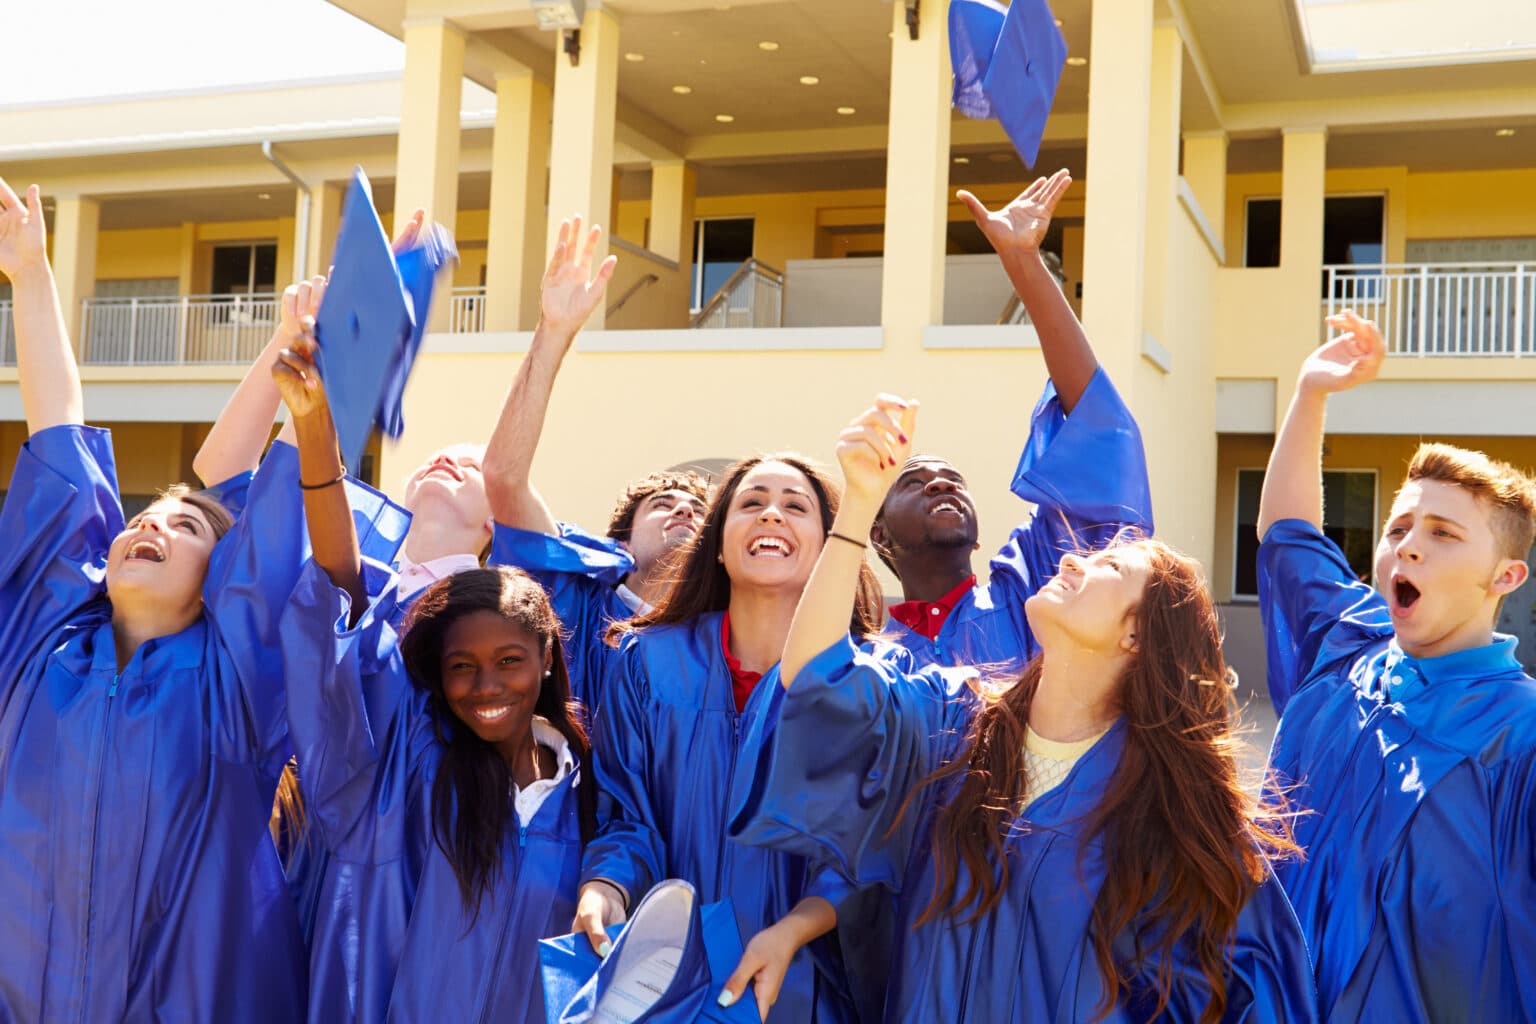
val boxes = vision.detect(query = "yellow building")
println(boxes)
[4,0,1536,688]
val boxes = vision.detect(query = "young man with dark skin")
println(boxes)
[1256,310,1536,1021]
[872,170,1153,671]
[482,216,709,716]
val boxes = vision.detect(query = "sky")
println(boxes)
[0,0,410,107]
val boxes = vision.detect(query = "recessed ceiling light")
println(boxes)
[953,156,970,164]
[715,113,735,123]
[624,52,645,62]
[988,153,1013,163]
[799,75,820,85]
[673,84,693,94]
[1066,56,1087,66]
[836,106,856,115]
[758,40,779,51]
[257,192,272,200]
[1496,128,1517,137]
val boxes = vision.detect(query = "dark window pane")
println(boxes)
[252,244,278,292]
[1245,198,1281,268]
[696,218,755,307]
[1234,470,1264,595]
[1233,468,1375,596]
[210,246,253,295]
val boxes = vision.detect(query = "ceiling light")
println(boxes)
[1496,128,1517,137]
[531,0,584,30]
[257,192,272,200]
[1066,56,1087,66]
[624,52,645,62]
[672,84,693,94]
[988,153,1013,163]
[758,40,779,51]
[953,156,970,164]
[799,75,820,85]
[837,106,856,115]
[715,113,735,123]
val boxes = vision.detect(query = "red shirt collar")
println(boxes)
[721,611,762,713]
[888,575,978,640]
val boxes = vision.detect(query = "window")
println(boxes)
[210,242,278,296]
[1243,195,1386,286]
[692,218,754,311]
[1233,468,1377,598]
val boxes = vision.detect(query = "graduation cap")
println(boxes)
[949,0,1068,168]
[539,880,758,1024]
[313,169,457,470]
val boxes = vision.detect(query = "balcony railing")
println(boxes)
[691,259,784,329]
[80,293,281,365]
[1324,262,1536,356]
[448,287,486,333]
[0,300,13,365]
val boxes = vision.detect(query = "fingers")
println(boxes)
[577,908,612,958]
[956,189,990,226]
[390,209,424,254]
[292,316,318,360]
[281,284,299,327]
[593,254,618,289]
[307,275,327,317]
[294,280,313,324]
[0,176,20,211]
[718,951,761,1011]
[578,223,601,271]
[1040,169,1073,212]
[547,219,572,276]
[25,184,44,219]
[567,214,584,264]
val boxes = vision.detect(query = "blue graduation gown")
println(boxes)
[729,638,1318,1023]
[283,560,588,1024]
[580,615,859,1023]
[1258,519,1536,1021]
[491,520,636,718]
[890,367,1153,672]
[0,426,311,1022]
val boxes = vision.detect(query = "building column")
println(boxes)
[395,18,465,330]
[1273,127,1328,431]
[1181,130,1228,247]
[879,0,951,344]
[304,181,344,283]
[649,159,696,269]
[486,69,553,332]
[547,6,620,328]
[50,195,100,352]
[1080,0,1155,386]
[1141,23,1183,347]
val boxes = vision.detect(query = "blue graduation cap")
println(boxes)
[949,0,1068,168]
[314,169,456,470]
[539,880,758,1024]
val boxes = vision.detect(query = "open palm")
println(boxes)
[1300,311,1386,394]
[958,168,1072,257]
[541,215,618,335]
[0,178,47,280]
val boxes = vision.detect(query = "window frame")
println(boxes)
[1231,466,1379,600]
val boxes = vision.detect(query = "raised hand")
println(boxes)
[835,394,919,507]
[270,316,328,422]
[540,215,618,338]
[1300,310,1386,396]
[0,178,48,281]
[957,168,1072,258]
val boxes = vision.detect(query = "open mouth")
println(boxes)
[929,499,964,518]
[126,539,166,563]
[1392,577,1421,611]
[748,536,792,558]
[472,705,512,723]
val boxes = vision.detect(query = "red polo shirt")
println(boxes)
[888,575,977,640]
[721,611,762,713]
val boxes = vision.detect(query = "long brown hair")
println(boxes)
[400,567,598,914]
[912,538,1298,1023]
[610,452,883,641]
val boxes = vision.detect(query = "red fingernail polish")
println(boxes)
[899,434,908,444]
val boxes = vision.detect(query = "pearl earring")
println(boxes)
[543,669,552,679]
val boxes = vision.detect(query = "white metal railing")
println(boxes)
[0,300,13,365]
[1323,262,1536,356]
[691,259,784,329]
[448,287,486,333]
[79,293,281,365]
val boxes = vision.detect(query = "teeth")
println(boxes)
[473,705,511,722]
[932,501,960,515]
[750,537,790,556]
[127,541,163,563]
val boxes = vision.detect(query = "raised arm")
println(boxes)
[781,395,917,687]
[959,170,1095,412]
[1256,311,1385,538]
[0,178,83,433]
[482,216,616,536]
[270,315,364,616]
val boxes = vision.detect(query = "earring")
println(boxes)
[543,669,552,679]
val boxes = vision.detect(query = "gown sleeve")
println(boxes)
[202,440,410,770]
[988,367,1154,612]
[1494,752,1536,1018]
[1255,518,1393,714]
[280,557,432,863]
[0,424,121,694]
[729,637,974,891]
[579,636,666,903]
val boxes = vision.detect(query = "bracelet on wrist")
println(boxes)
[827,530,868,550]
[299,470,346,491]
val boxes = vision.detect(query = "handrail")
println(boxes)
[609,236,680,273]
[690,258,785,329]
[608,274,659,318]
